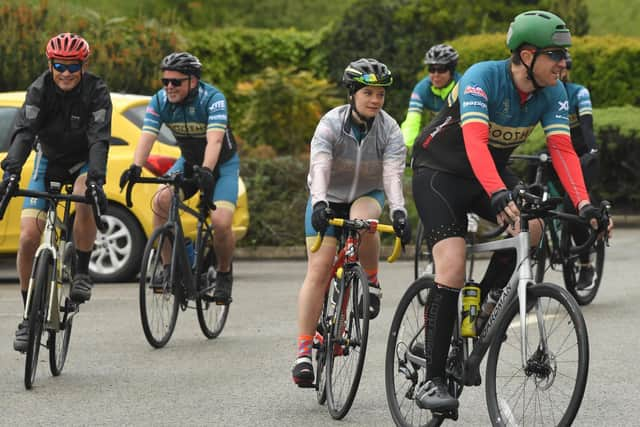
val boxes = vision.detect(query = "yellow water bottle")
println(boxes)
[461,282,481,337]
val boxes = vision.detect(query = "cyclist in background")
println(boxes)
[0,33,111,352]
[410,11,608,411]
[119,52,239,306]
[292,58,411,387]
[561,52,603,288]
[401,44,462,152]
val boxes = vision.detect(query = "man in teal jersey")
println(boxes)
[120,52,239,305]
[411,11,610,411]
[401,44,462,151]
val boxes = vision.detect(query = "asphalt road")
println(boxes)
[1,229,639,426]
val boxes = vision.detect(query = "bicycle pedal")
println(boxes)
[215,297,232,306]
[296,381,317,389]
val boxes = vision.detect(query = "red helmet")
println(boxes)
[46,33,90,62]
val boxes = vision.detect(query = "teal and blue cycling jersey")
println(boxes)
[142,81,237,167]
[407,71,463,115]
[564,81,595,155]
[412,59,570,178]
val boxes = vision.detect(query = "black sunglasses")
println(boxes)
[428,65,449,74]
[539,49,568,62]
[161,77,189,87]
[52,62,83,73]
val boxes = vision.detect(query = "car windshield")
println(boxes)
[0,107,18,152]
[123,105,177,146]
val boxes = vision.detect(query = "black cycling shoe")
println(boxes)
[150,265,172,294]
[213,271,233,305]
[13,320,29,353]
[358,282,382,319]
[70,273,93,303]
[415,378,459,411]
[576,264,595,290]
[292,356,314,387]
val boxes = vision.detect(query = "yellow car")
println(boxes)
[0,92,249,282]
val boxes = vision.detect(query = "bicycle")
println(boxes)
[123,171,228,348]
[510,152,608,305]
[305,217,402,420]
[386,187,609,426]
[0,175,105,389]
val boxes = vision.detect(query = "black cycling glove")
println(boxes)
[578,203,601,223]
[197,166,215,198]
[119,164,142,190]
[311,201,332,234]
[86,181,108,214]
[392,210,411,245]
[490,189,515,217]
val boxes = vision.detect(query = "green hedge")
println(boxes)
[451,33,640,107]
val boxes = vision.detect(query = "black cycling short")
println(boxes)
[412,166,519,249]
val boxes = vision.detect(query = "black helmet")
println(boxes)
[342,58,393,93]
[160,52,202,78]
[424,44,459,67]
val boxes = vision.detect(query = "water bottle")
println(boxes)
[476,288,501,334]
[460,282,481,337]
[184,238,195,268]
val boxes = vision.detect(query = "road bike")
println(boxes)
[0,175,105,389]
[124,171,228,348]
[511,152,609,305]
[386,187,609,426]
[306,217,401,420]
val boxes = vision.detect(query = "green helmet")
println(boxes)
[506,10,572,51]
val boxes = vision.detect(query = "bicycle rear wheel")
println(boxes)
[49,242,75,376]
[386,277,445,427]
[562,231,605,306]
[25,251,53,389]
[196,234,229,338]
[485,283,589,426]
[326,265,369,420]
[139,226,179,348]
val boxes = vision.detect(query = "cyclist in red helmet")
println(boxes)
[0,33,112,353]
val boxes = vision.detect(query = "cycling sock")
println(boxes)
[297,335,314,359]
[424,283,459,381]
[365,269,379,286]
[21,290,27,307]
[76,250,91,275]
[480,248,516,291]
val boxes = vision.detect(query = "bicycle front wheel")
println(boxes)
[562,231,605,306]
[485,283,589,426]
[196,234,229,338]
[385,277,440,427]
[139,226,179,348]
[326,265,369,420]
[49,242,75,376]
[25,251,53,389]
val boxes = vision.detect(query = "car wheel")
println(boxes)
[89,204,145,282]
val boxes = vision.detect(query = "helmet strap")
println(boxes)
[348,95,374,133]
[520,50,543,90]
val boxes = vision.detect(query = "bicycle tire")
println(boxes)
[25,251,52,389]
[139,226,180,348]
[386,277,447,427]
[562,231,605,306]
[414,221,434,280]
[316,304,329,405]
[196,233,229,338]
[49,242,75,376]
[485,282,589,426]
[326,265,369,420]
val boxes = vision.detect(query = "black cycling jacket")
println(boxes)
[1,70,112,183]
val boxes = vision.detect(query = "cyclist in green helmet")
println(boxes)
[411,10,611,411]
